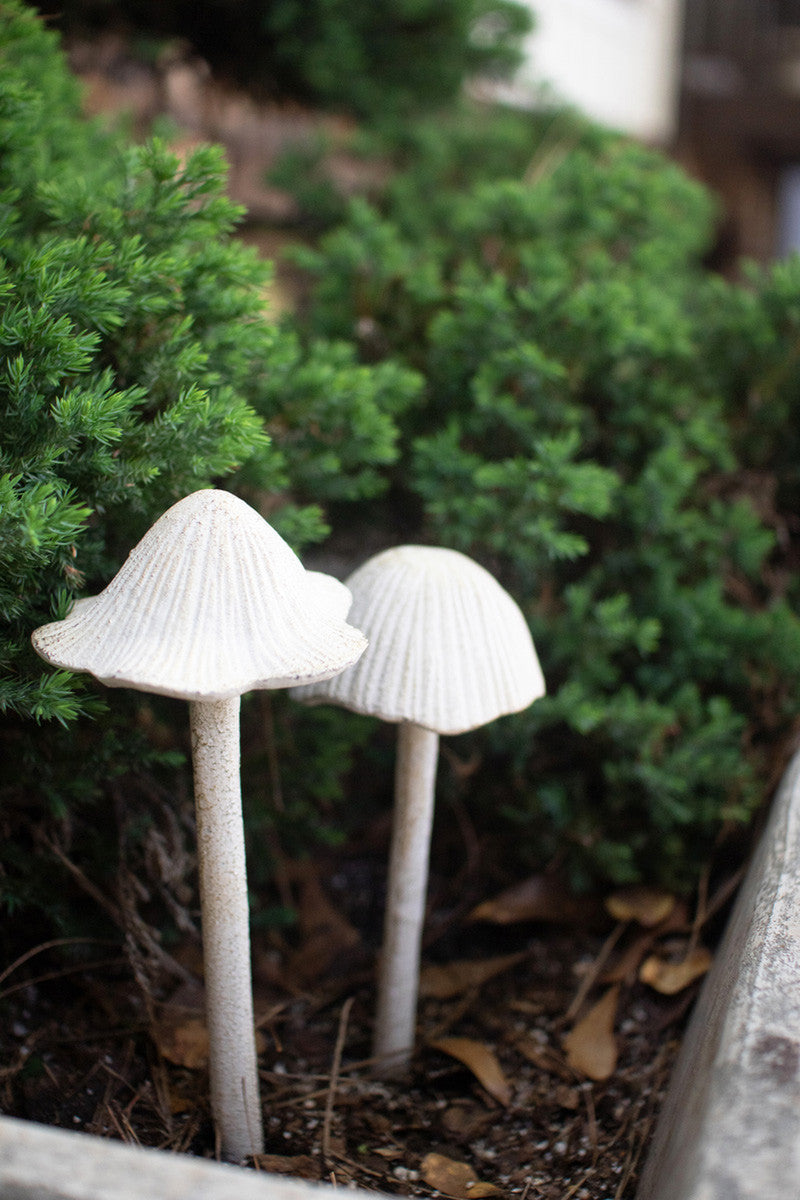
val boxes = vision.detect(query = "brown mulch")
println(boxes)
[0,852,724,1200]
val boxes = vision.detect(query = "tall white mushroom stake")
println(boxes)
[292,545,545,1076]
[31,490,367,1163]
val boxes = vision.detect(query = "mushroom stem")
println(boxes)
[372,721,440,1076]
[190,697,264,1162]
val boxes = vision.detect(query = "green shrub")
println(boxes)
[696,254,800,530]
[32,0,533,121]
[0,3,417,937]
[294,133,800,891]
[268,100,589,237]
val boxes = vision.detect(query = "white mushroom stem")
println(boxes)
[190,697,264,1162]
[372,721,440,1076]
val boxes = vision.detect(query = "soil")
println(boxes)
[0,841,717,1200]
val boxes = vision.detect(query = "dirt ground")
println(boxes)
[0,841,733,1200]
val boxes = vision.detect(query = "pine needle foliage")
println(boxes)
[32,0,533,121]
[0,3,417,930]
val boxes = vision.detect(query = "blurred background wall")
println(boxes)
[518,0,800,268]
[516,0,684,145]
[677,0,800,264]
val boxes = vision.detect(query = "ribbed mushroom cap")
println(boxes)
[68,568,353,623]
[32,490,367,702]
[305,571,354,621]
[291,544,545,735]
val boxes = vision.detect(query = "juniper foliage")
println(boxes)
[31,0,533,120]
[294,131,800,889]
[0,3,416,929]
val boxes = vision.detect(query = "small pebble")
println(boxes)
[392,1166,419,1181]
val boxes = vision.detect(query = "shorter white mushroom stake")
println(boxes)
[31,490,366,1162]
[292,545,545,1075]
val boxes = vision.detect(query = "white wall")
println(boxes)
[514,0,684,144]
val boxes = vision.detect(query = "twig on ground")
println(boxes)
[563,921,627,1025]
[0,936,117,991]
[564,1171,593,1199]
[686,863,710,958]
[614,1044,673,1199]
[254,1000,291,1030]
[427,985,482,1040]
[44,836,196,991]
[322,995,354,1163]
[583,1081,599,1164]
[0,957,127,1002]
[702,865,747,926]
[89,1040,136,1136]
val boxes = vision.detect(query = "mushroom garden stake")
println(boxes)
[292,545,545,1076]
[31,490,367,1162]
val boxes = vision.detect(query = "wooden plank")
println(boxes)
[0,1114,348,1200]
[637,750,800,1199]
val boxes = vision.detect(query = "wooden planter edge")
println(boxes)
[637,747,800,1198]
[0,1113,366,1200]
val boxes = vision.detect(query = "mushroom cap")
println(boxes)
[68,568,353,624]
[291,544,545,734]
[305,571,354,621]
[32,490,367,701]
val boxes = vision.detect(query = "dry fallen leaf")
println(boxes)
[605,886,676,928]
[429,1036,513,1106]
[420,1152,503,1199]
[515,1038,574,1081]
[287,868,362,985]
[563,985,620,1081]
[601,900,692,984]
[252,1154,321,1180]
[470,874,597,926]
[152,1012,209,1069]
[601,930,659,985]
[554,1084,581,1110]
[164,1091,194,1115]
[441,1104,494,1138]
[639,945,713,994]
[419,952,526,999]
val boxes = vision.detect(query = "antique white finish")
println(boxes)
[306,570,353,620]
[292,544,545,1074]
[293,545,544,734]
[190,695,261,1163]
[375,721,440,1072]
[32,489,367,1162]
[33,490,366,700]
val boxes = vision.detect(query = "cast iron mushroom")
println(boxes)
[292,544,545,1075]
[32,489,367,1160]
